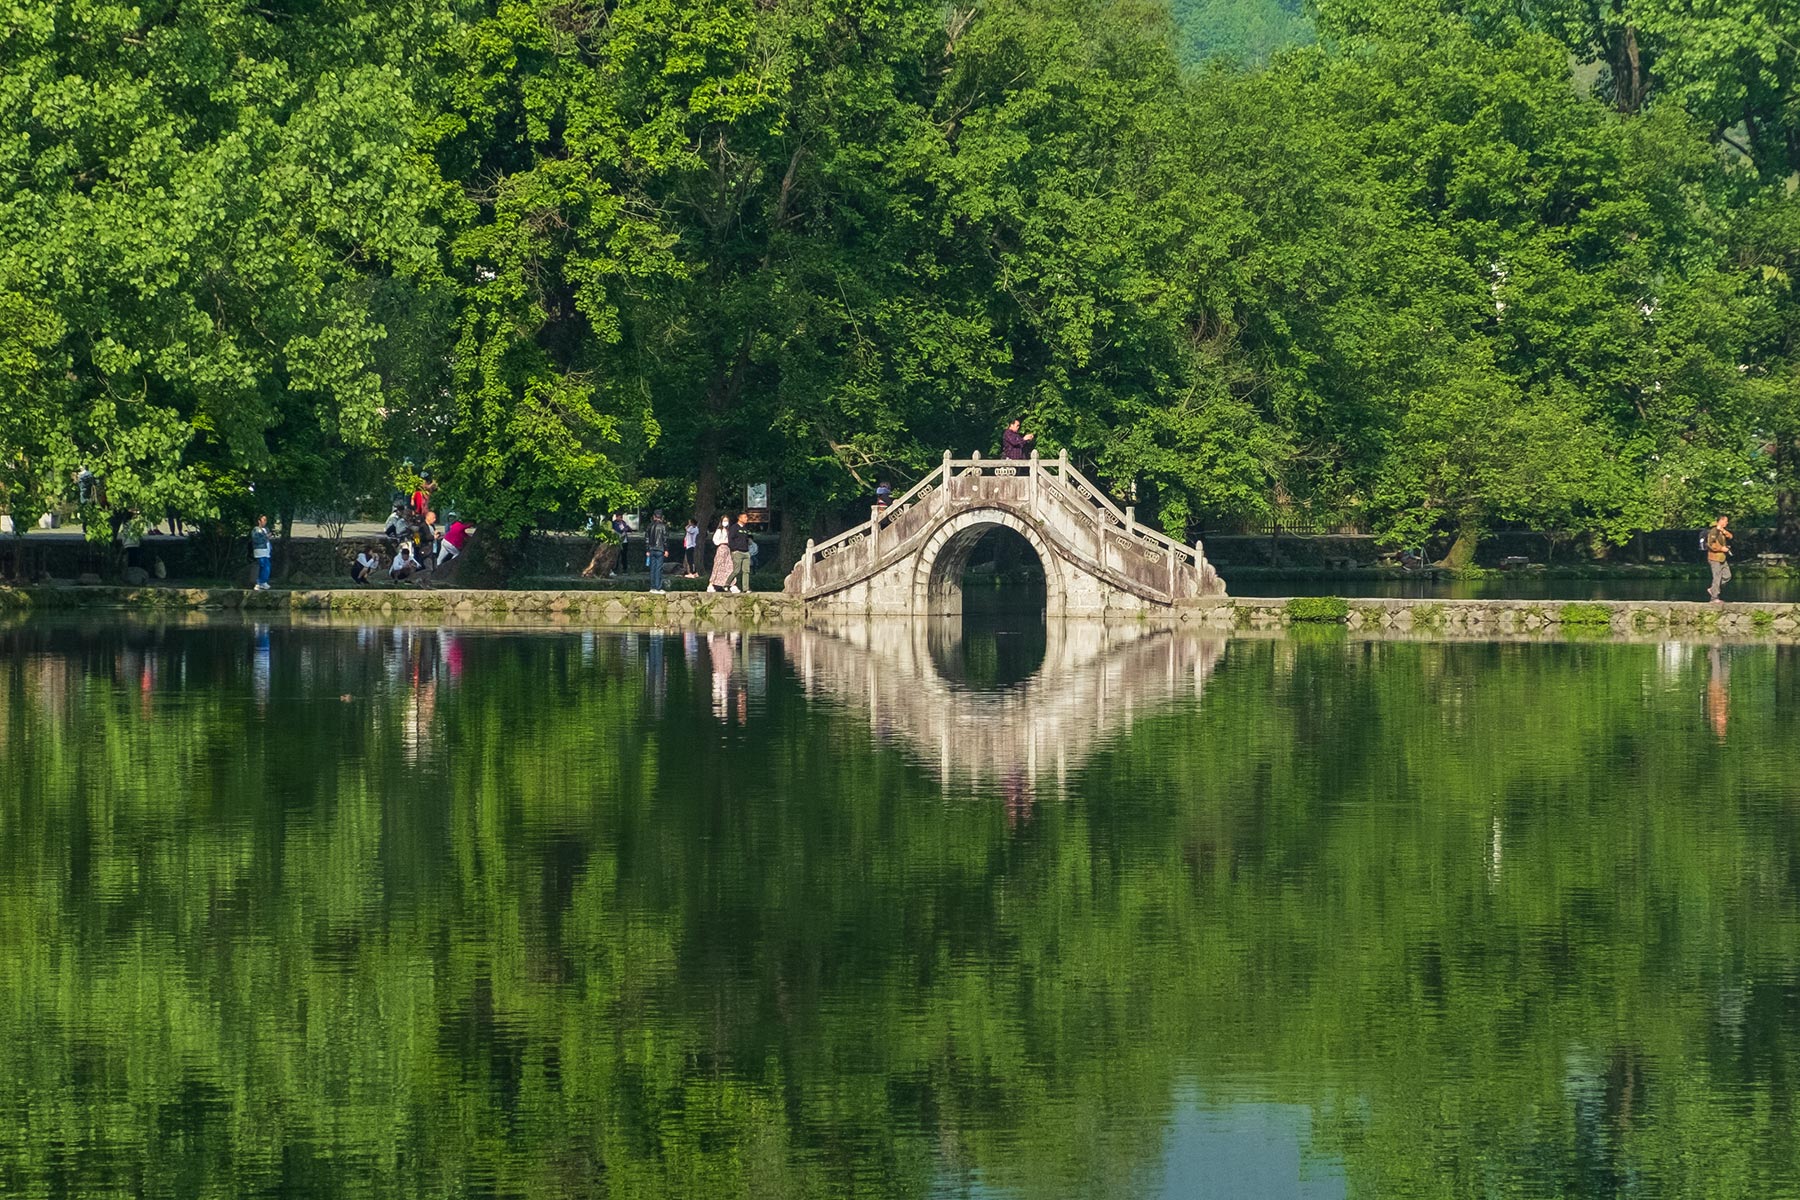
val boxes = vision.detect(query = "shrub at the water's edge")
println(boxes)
[1558,603,1614,627]
[1285,596,1350,622]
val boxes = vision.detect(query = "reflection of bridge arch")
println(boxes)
[785,452,1226,617]
[786,621,1226,789]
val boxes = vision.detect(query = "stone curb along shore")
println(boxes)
[0,585,806,626]
[1,586,1796,638]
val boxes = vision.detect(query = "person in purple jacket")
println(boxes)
[1001,418,1035,460]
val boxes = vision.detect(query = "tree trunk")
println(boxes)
[695,433,721,533]
[1440,518,1480,570]
[1613,24,1644,114]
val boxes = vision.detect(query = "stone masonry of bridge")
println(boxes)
[784,451,1227,617]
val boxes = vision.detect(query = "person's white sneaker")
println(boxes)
[729,585,740,593]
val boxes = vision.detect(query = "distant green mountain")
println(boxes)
[1169,0,1315,65]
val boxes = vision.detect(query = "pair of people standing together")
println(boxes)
[705,515,755,593]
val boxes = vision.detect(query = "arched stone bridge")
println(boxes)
[783,451,1227,616]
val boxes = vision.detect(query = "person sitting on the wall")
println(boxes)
[383,502,411,541]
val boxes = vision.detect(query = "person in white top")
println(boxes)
[351,548,380,585]
[390,543,419,582]
[683,518,701,577]
[706,516,734,591]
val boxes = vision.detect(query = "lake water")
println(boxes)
[4,617,1800,1198]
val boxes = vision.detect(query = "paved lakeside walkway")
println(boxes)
[3,585,1798,639]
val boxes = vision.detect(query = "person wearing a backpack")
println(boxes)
[1705,515,1733,603]
[249,515,273,591]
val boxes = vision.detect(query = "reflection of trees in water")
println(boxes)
[0,629,1797,1195]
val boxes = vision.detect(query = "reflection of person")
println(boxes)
[707,516,734,591]
[1705,516,1733,603]
[1707,644,1730,741]
[1001,418,1035,460]
[250,515,273,591]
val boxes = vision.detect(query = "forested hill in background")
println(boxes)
[0,0,1796,569]
[1169,0,1313,65]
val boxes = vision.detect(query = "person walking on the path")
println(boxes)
[1706,515,1734,603]
[1001,417,1035,460]
[644,509,668,593]
[250,515,273,590]
[682,518,701,577]
[728,514,754,593]
[706,516,734,591]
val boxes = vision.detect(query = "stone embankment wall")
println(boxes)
[1176,597,1799,638]
[5,586,1799,638]
[0,585,803,626]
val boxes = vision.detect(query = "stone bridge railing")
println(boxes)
[785,451,1225,608]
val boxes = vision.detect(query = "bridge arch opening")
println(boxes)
[917,510,1066,635]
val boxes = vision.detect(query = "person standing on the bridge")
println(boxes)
[1001,418,1035,460]
[1705,515,1733,603]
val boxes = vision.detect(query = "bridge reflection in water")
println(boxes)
[784,620,1225,794]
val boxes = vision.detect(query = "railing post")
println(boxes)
[1169,533,1178,598]
[1029,448,1040,512]
[804,538,815,593]
[1124,506,1135,531]
[868,506,881,560]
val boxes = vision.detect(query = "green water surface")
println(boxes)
[3,619,1798,1199]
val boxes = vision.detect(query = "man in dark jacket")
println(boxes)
[1001,418,1034,460]
[728,514,754,593]
[645,510,668,593]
